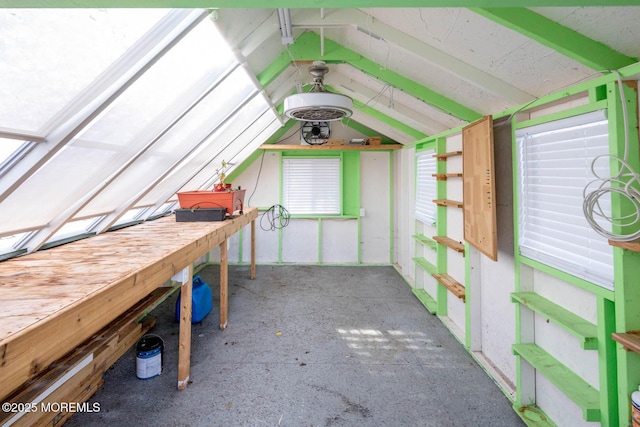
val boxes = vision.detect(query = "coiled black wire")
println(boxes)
[260,204,290,231]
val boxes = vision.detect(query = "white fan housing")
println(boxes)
[284,61,353,122]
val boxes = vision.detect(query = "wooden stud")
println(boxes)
[433,236,465,254]
[432,199,464,208]
[608,238,640,252]
[612,331,640,353]
[220,240,229,330]
[177,265,192,391]
[433,150,462,160]
[432,273,466,301]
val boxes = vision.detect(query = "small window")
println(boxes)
[516,110,613,290]
[283,157,341,215]
[415,149,437,225]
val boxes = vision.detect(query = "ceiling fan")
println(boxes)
[283,61,353,122]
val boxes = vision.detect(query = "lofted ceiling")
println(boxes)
[212,5,640,144]
[1,0,640,257]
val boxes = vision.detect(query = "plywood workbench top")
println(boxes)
[0,207,257,401]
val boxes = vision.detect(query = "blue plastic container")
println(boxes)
[175,275,213,323]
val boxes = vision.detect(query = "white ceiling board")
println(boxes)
[347,110,414,144]
[363,8,597,100]
[332,64,466,130]
[531,7,640,59]
[266,67,301,104]
[330,73,440,135]
[330,27,508,116]
[328,66,449,134]
[213,8,273,47]
[295,8,534,104]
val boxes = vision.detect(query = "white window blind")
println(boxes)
[415,149,437,225]
[516,110,614,290]
[283,157,341,215]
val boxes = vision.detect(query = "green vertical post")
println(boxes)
[607,80,640,426]
[598,296,618,427]
[435,137,448,316]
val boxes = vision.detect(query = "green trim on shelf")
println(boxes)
[512,404,557,427]
[412,288,437,314]
[511,292,598,350]
[413,234,438,250]
[512,343,601,422]
[413,257,438,275]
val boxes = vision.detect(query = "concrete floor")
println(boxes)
[66,265,524,427]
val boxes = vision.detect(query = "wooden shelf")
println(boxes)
[608,238,640,252]
[433,236,465,255]
[413,257,437,275]
[432,173,463,181]
[412,289,437,314]
[433,151,462,160]
[612,331,640,353]
[511,292,598,350]
[512,343,600,422]
[413,234,437,250]
[259,143,403,151]
[432,273,465,301]
[433,199,463,208]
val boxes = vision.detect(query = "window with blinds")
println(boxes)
[515,110,614,290]
[282,157,341,215]
[415,149,437,225]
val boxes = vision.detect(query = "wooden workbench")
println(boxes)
[0,207,257,401]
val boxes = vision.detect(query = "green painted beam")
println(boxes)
[511,292,598,350]
[413,257,438,275]
[471,8,637,71]
[512,343,601,422]
[341,120,396,144]
[287,32,482,123]
[350,97,428,141]
[412,288,437,314]
[256,52,292,88]
[4,1,640,7]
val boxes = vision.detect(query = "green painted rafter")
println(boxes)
[471,7,637,71]
[280,32,482,123]
[325,86,428,140]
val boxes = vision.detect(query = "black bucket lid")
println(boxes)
[137,335,163,352]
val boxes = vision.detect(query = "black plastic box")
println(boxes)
[175,208,227,222]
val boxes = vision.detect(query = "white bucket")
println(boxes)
[135,334,164,380]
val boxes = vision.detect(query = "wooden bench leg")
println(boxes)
[177,265,193,390]
[220,239,228,330]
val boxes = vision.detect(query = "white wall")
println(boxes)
[227,141,392,265]
[361,151,391,264]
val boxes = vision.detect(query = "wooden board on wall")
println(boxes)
[462,116,498,261]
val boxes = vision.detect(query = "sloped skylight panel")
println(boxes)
[177,94,274,192]
[74,17,236,148]
[205,112,281,189]
[141,94,270,203]
[0,12,239,234]
[0,138,25,170]
[0,145,119,231]
[77,69,257,218]
[0,9,165,133]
